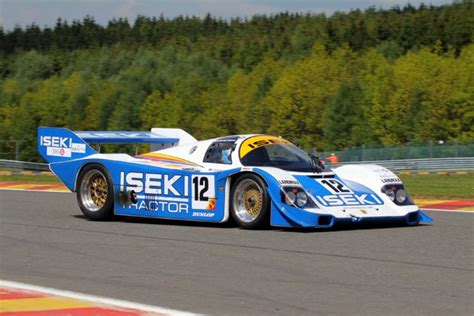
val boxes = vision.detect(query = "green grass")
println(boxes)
[1,171,473,199]
[0,173,60,183]
[399,174,474,199]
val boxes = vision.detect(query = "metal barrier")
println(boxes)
[329,157,474,171]
[0,157,473,172]
[314,141,474,162]
[0,159,49,171]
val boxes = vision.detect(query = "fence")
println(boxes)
[328,157,474,171]
[2,139,474,162]
[313,141,474,162]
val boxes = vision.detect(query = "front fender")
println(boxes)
[253,168,335,228]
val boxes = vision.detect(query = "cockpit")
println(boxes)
[203,137,239,164]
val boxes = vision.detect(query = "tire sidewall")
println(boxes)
[76,164,114,221]
[230,173,269,229]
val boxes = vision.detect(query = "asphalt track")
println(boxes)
[0,190,473,315]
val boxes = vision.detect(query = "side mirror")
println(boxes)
[309,153,325,172]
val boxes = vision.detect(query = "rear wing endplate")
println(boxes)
[38,127,196,163]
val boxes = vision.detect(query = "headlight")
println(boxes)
[281,187,318,209]
[395,189,407,204]
[285,190,296,205]
[296,191,308,207]
[385,188,395,201]
[381,184,413,205]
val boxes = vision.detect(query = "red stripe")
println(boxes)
[0,182,66,191]
[0,307,145,316]
[0,182,23,187]
[26,185,59,190]
[422,200,474,209]
[0,288,46,300]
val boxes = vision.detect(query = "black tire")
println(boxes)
[230,173,270,229]
[76,164,114,221]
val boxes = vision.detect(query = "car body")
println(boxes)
[38,127,432,228]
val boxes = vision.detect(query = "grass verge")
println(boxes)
[0,173,60,183]
[399,174,474,199]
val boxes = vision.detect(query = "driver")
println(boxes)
[220,143,233,164]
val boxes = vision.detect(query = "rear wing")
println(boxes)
[38,127,196,163]
[75,131,179,144]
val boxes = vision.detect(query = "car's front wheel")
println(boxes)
[76,164,114,221]
[230,174,269,229]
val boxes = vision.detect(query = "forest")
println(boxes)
[0,0,473,161]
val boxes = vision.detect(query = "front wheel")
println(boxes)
[76,164,114,221]
[230,174,270,229]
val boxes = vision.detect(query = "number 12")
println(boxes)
[193,176,209,201]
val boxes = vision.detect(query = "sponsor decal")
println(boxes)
[373,167,402,183]
[239,135,290,158]
[206,198,216,210]
[373,167,392,174]
[381,177,402,183]
[192,211,215,217]
[120,172,188,196]
[129,198,189,214]
[71,142,86,153]
[119,172,216,215]
[40,136,86,156]
[279,179,299,185]
[46,146,71,157]
[316,179,383,206]
[40,136,70,148]
[315,193,383,206]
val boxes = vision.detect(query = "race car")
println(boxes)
[38,127,432,229]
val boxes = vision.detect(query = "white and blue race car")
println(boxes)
[38,127,432,229]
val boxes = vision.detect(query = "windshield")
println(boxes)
[239,137,318,172]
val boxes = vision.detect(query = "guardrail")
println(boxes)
[0,159,49,171]
[0,157,473,172]
[330,157,474,171]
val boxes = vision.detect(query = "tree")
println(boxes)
[12,51,53,80]
[322,82,364,149]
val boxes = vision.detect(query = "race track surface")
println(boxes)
[1,191,473,315]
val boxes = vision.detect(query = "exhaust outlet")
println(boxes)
[119,190,138,205]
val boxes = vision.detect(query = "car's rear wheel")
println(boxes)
[231,174,269,229]
[76,164,114,221]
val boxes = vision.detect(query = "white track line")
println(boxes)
[422,208,474,213]
[0,280,200,316]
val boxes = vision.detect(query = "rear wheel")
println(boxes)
[231,174,269,229]
[76,164,114,220]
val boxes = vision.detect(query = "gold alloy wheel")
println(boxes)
[80,169,109,212]
[89,173,108,208]
[243,187,263,217]
[233,179,264,223]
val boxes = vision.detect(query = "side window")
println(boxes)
[203,141,234,164]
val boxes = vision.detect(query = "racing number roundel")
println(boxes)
[239,135,290,158]
[192,175,216,210]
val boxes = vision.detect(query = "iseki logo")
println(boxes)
[40,136,71,148]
